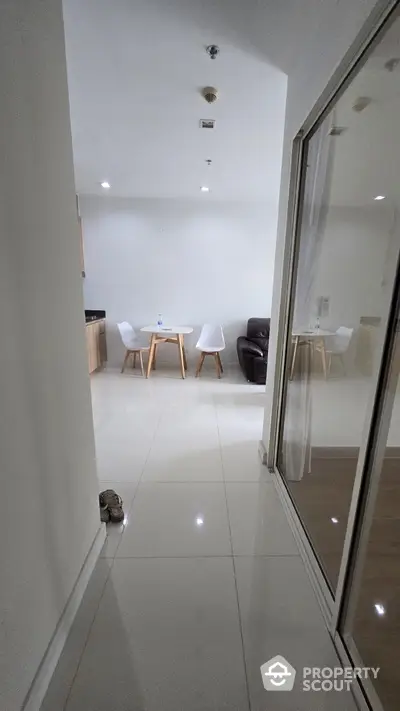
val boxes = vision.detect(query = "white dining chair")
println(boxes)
[195,324,225,378]
[117,321,149,376]
[326,326,354,374]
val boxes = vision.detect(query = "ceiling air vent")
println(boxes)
[200,119,215,129]
[328,126,347,136]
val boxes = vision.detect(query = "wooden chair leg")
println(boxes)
[146,336,156,378]
[214,353,221,378]
[327,352,332,376]
[182,345,188,370]
[152,344,157,370]
[121,350,130,373]
[320,341,328,379]
[290,336,299,380]
[217,353,223,373]
[139,351,144,377]
[195,351,206,377]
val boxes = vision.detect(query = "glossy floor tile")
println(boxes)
[221,441,271,482]
[235,556,358,711]
[40,370,358,711]
[141,445,224,482]
[226,482,299,555]
[117,482,232,557]
[40,559,112,711]
[95,446,151,483]
[65,558,249,711]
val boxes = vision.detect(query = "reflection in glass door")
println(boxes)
[277,9,400,595]
[340,308,400,711]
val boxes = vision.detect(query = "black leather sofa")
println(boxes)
[237,318,270,384]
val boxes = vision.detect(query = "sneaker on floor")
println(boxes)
[100,505,110,524]
[99,489,124,523]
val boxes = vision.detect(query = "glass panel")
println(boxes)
[341,316,400,711]
[277,10,400,594]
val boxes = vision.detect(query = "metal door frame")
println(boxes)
[266,1,400,709]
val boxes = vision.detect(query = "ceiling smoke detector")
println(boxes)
[202,86,218,104]
[206,45,220,60]
[352,96,371,113]
[384,57,400,72]
[200,119,215,129]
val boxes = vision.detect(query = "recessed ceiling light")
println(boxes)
[200,186,210,192]
[101,181,111,189]
[374,195,385,200]
[331,517,339,524]
[196,516,204,526]
[374,603,386,616]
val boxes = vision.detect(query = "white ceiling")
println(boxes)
[324,14,400,207]
[62,0,288,201]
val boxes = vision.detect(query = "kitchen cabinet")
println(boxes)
[98,320,107,364]
[86,319,107,374]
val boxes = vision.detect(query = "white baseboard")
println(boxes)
[258,439,268,465]
[22,524,107,711]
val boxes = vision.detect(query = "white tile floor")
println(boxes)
[41,367,358,711]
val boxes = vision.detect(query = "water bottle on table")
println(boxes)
[157,313,163,328]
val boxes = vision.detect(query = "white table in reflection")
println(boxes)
[290,329,335,380]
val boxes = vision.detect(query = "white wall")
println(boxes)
[82,196,278,367]
[262,0,386,447]
[314,205,394,329]
[0,2,100,709]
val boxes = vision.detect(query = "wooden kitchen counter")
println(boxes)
[86,318,107,373]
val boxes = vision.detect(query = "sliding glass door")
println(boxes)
[277,8,400,593]
[339,300,400,710]
[272,4,400,709]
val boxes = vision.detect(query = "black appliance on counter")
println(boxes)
[85,309,106,323]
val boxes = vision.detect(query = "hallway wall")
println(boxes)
[313,204,394,327]
[0,2,100,709]
[81,196,279,365]
[262,0,387,448]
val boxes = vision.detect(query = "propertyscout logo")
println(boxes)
[261,655,379,692]
[261,656,296,691]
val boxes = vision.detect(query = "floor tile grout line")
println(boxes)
[62,559,115,711]
[103,392,236,559]
[214,393,252,711]
[93,377,238,697]
[93,376,268,709]
[106,553,300,559]
[111,405,166,559]
[102,480,274,486]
